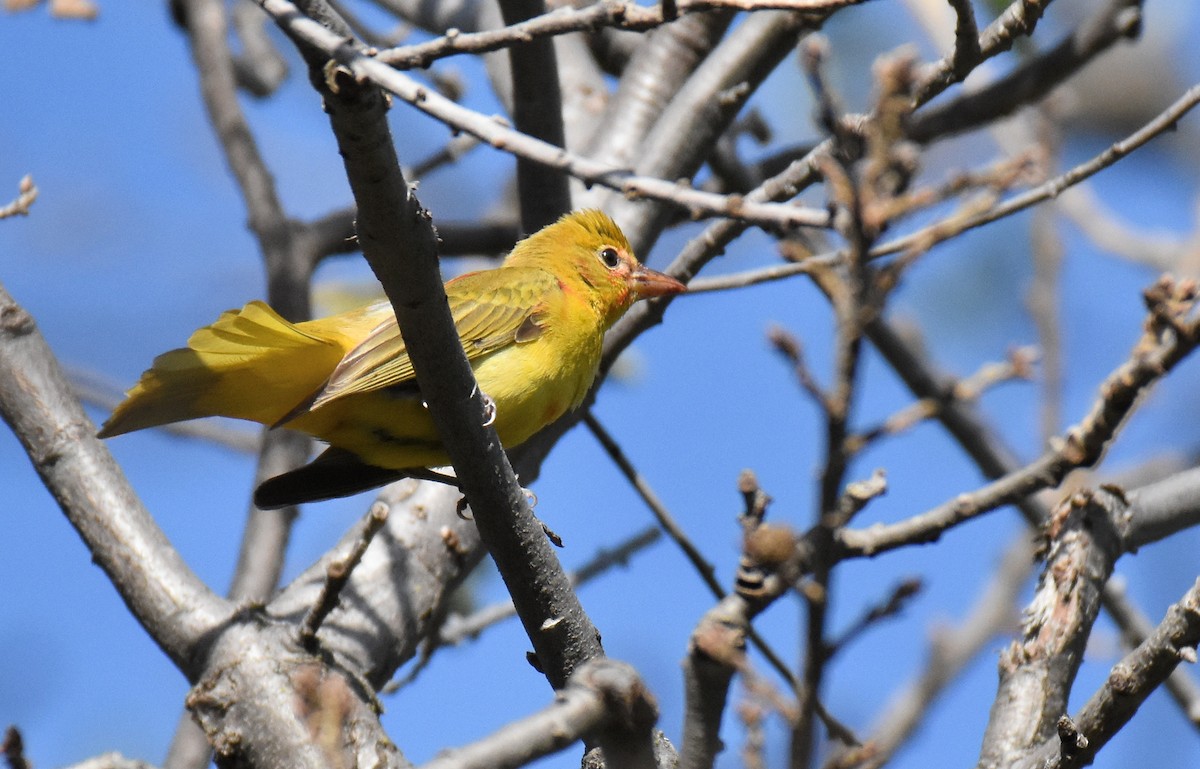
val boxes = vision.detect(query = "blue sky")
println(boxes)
[3,2,1200,768]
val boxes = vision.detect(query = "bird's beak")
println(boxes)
[631,265,687,298]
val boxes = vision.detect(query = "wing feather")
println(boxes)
[307,268,555,411]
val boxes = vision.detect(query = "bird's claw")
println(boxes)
[521,487,560,546]
[480,391,497,427]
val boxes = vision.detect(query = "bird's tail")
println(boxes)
[98,301,347,437]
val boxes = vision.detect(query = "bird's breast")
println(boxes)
[470,311,603,447]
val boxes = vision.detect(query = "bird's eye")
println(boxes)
[599,246,621,269]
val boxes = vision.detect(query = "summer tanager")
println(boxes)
[98,210,685,507]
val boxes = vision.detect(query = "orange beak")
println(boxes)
[631,265,687,298]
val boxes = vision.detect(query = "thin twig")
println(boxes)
[891,81,1200,258]
[583,411,723,594]
[837,276,1200,558]
[376,0,870,69]
[439,526,661,646]
[685,82,1200,296]
[825,578,922,657]
[1103,577,1200,728]
[844,347,1037,455]
[386,524,663,692]
[825,533,1032,769]
[910,0,1145,141]
[792,42,886,769]
[2,728,29,769]
[584,413,799,688]
[911,0,1053,108]
[1056,184,1193,273]
[299,502,391,648]
[767,324,829,410]
[0,175,37,219]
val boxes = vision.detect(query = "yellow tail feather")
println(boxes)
[98,301,347,437]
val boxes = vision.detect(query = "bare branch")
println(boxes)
[584,412,722,595]
[681,594,752,769]
[231,0,289,96]
[377,0,868,69]
[389,525,664,694]
[261,0,834,231]
[911,0,1145,142]
[1103,577,1200,728]
[912,0,1054,108]
[1029,174,1065,443]
[1056,184,1196,273]
[605,8,832,250]
[583,413,797,687]
[270,0,606,693]
[944,0,980,79]
[1124,465,1200,552]
[886,82,1200,259]
[496,0,570,232]
[187,624,404,769]
[299,501,391,648]
[0,283,228,670]
[420,660,658,769]
[825,577,922,658]
[826,534,1033,769]
[837,277,1200,558]
[978,489,1127,765]
[1017,578,1200,769]
[844,347,1037,455]
[577,8,733,211]
[767,324,830,410]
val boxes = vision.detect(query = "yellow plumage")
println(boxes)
[99,210,684,507]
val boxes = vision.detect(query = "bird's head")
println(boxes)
[507,210,686,328]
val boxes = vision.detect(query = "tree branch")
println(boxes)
[496,0,570,231]
[1017,579,1200,769]
[910,0,1144,143]
[259,0,833,231]
[0,283,228,672]
[837,277,1200,557]
[978,489,1126,765]
[420,660,659,769]
[270,0,607,693]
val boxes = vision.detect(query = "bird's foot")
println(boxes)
[480,390,497,427]
[521,486,562,546]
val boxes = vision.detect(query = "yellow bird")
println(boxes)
[99,210,685,508]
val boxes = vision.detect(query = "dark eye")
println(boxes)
[599,246,621,269]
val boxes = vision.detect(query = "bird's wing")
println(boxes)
[307,267,555,411]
